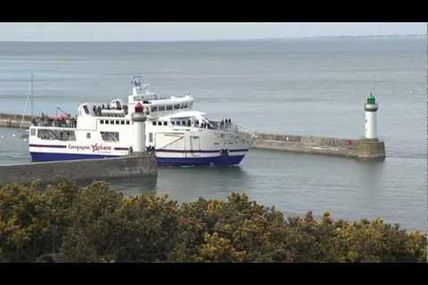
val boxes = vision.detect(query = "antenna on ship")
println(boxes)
[131,75,143,95]
[131,75,142,86]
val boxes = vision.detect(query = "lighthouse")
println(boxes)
[131,102,146,153]
[364,93,378,139]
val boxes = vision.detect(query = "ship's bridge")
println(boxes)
[78,101,127,118]
[127,77,194,118]
[156,111,233,131]
[128,85,159,102]
[162,110,207,121]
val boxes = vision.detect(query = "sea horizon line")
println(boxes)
[0,33,425,43]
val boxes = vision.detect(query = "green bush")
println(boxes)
[0,180,426,263]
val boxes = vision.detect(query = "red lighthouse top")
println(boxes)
[135,102,144,113]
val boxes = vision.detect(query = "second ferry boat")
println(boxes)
[28,76,256,166]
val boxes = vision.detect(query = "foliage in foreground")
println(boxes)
[0,180,426,263]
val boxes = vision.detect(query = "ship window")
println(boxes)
[171,121,175,126]
[174,104,180,109]
[152,121,156,126]
[37,129,76,141]
[166,105,173,111]
[183,103,188,108]
[149,133,153,143]
[126,121,130,125]
[163,121,167,126]
[151,106,158,112]
[110,120,114,124]
[115,120,120,125]
[86,132,91,139]
[121,120,124,125]
[30,129,36,136]
[100,120,104,124]
[157,121,162,126]
[83,105,90,114]
[105,120,109,124]
[101,131,119,142]
[158,105,165,111]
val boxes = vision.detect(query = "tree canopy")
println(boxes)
[0,180,425,262]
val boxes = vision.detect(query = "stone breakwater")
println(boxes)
[0,113,386,160]
[0,113,38,128]
[0,154,158,185]
[253,133,385,160]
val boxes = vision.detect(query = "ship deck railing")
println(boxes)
[31,120,77,128]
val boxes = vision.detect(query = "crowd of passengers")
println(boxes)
[219,118,232,129]
[31,113,76,128]
[169,118,232,129]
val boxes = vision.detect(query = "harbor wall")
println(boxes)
[0,154,157,185]
[0,113,386,160]
[254,133,385,160]
[0,113,36,128]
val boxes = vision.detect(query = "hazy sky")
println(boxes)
[0,23,425,41]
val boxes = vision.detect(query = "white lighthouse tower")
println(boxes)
[128,76,147,154]
[364,93,378,139]
[131,101,146,153]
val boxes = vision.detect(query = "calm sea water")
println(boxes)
[0,37,426,230]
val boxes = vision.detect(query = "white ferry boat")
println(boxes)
[28,76,256,166]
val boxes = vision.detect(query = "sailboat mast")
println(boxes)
[30,73,34,117]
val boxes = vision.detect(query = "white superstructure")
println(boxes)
[28,76,256,166]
